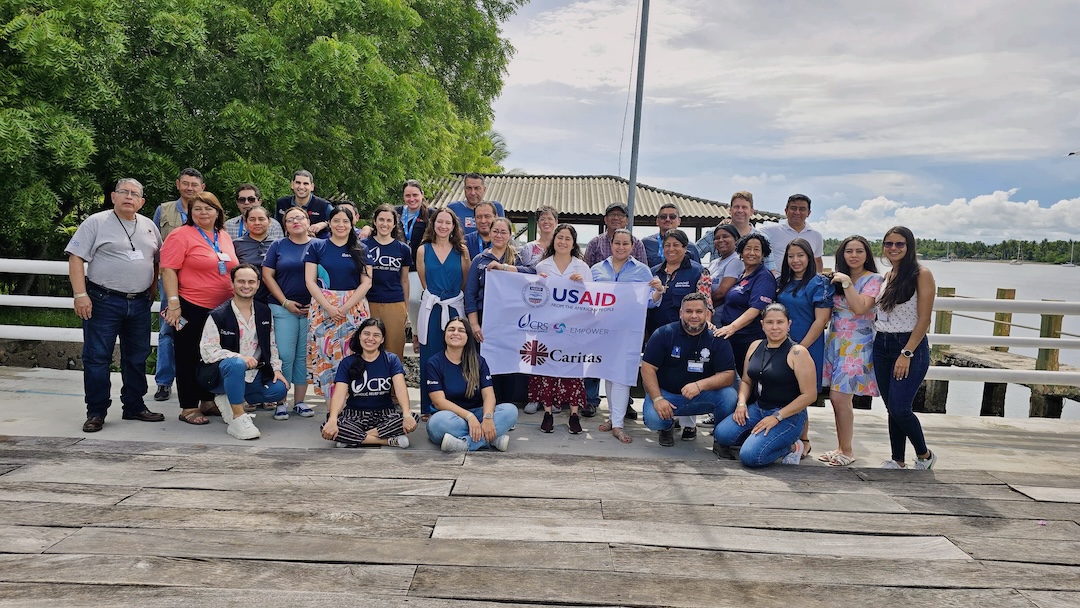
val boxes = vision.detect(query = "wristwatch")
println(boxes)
[841,280,852,289]
[774,412,784,422]
[483,413,494,420]
[901,349,914,358]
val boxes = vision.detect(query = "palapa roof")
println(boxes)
[426,174,780,228]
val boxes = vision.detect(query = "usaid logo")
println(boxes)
[521,282,549,308]
[518,314,548,332]
[551,288,616,307]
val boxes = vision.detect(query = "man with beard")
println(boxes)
[640,292,738,447]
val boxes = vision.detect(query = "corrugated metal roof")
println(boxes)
[426,174,779,226]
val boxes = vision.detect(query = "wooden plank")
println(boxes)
[1019,590,1080,608]
[408,565,1035,608]
[951,536,1080,566]
[894,495,1080,521]
[993,472,1080,489]
[121,488,604,519]
[0,465,18,476]
[852,481,1030,501]
[1012,486,1080,504]
[609,544,1080,591]
[0,435,83,449]
[0,462,454,495]
[0,501,436,538]
[854,468,1006,485]
[0,524,77,554]
[0,482,138,505]
[431,516,972,561]
[452,474,911,513]
[0,554,415,594]
[45,527,614,571]
[0,584,575,608]
[599,500,1080,541]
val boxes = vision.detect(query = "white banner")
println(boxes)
[480,272,650,386]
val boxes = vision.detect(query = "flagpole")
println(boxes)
[625,0,650,230]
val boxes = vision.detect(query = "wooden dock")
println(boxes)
[1,435,1079,607]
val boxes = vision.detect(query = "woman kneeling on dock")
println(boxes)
[713,304,818,467]
[426,317,518,452]
[321,319,418,448]
[875,226,937,470]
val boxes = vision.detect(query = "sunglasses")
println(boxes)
[657,213,678,220]
[237,196,259,204]
[883,241,907,249]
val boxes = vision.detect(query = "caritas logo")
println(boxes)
[551,288,616,307]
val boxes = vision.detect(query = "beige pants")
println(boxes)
[368,301,408,360]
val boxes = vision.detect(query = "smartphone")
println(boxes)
[160,309,188,330]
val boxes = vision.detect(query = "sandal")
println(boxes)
[826,453,857,467]
[817,448,842,463]
[611,428,633,444]
[243,403,258,413]
[199,400,221,417]
[598,420,614,432]
[178,409,209,425]
[800,438,811,460]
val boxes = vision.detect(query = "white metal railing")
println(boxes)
[1,258,1077,385]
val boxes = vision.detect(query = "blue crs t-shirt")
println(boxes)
[303,238,363,290]
[334,352,405,410]
[362,237,413,303]
[424,351,493,410]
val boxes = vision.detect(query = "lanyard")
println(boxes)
[402,208,418,241]
[196,227,221,253]
[113,212,136,252]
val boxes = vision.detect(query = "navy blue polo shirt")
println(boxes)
[362,237,413,303]
[275,195,334,238]
[424,351,493,410]
[335,352,405,410]
[303,239,363,290]
[642,321,736,393]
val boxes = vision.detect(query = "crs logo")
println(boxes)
[368,247,402,270]
[350,371,392,395]
[517,313,548,332]
[554,323,566,333]
[521,282,549,308]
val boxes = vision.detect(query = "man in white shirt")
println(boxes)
[758,194,823,274]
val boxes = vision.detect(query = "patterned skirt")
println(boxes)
[307,289,369,397]
[527,375,586,408]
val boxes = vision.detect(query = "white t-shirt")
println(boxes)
[758,221,824,273]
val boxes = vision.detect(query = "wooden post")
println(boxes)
[991,288,1015,352]
[923,287,954,413]
[980,383,1007,417]
[1029,303,1063,418]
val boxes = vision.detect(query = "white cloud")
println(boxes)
[732,173,787,186]
[815,192,1080,242]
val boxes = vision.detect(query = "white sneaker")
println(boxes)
[216,393,233,424]
[524,402,540,414]
[880,459,906,469]
[273,405,289,420]
[780,440,803,465]
[914,451,937,470]
[387,435,409,449]
[227,413,260,440]
[492,435,510,452]
[440,433,469,452]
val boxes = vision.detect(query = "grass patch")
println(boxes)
[0,307,83,328]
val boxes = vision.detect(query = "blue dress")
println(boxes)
[776,274,834,387]
[419,245,464,414]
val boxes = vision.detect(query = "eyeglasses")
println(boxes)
[237,196,259,204]
[115,189,142,198]
[657,214,678,220]
[490,229,511,236]
[883,241,907,249]
[285,217,308,224]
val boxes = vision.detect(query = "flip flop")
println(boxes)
[598,420,614,432]
[817,449,842,463]
[611,428,633,444]
[826,453,857,467]
[178,410,209,425]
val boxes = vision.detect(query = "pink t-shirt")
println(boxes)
[160,225,238,309]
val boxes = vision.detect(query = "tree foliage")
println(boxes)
[1,0,524,266]
[823,238,1080,265]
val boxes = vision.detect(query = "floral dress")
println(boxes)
[823,272,883,395]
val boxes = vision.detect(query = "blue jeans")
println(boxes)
[426,404,519,450]
[584,378,600,408]
[642,386,739,432]
[270,303,310,385]
[82,286,153,419]
[874,332,930,462]
[154,281,175,386]
[210,358,288,406]
[714,405,807,467]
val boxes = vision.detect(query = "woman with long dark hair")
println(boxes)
[416,208,471,419]
[304,205,372,410]
[363,204,412,360]
[817,235,882,466]
[714,233,777,377]
[425,316,519,452]
[875,226,937,469]
[321,318,418,448]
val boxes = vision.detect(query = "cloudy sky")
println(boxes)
[491,0,1080,242]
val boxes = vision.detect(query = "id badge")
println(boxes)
[687,360,704,373]
[217,252,231,262]
[126,250,145,261]
[218,261,227,275]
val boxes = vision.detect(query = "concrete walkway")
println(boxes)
[2,366,1078,474]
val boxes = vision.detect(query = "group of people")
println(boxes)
[67,172,936,469]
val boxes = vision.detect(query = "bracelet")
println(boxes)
[167,296,179,301]
[168,306,181,311]
[73,292,88,299]
[652,396,665,403]
[737,402,747,409]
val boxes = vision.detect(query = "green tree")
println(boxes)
[1,0,525,281]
